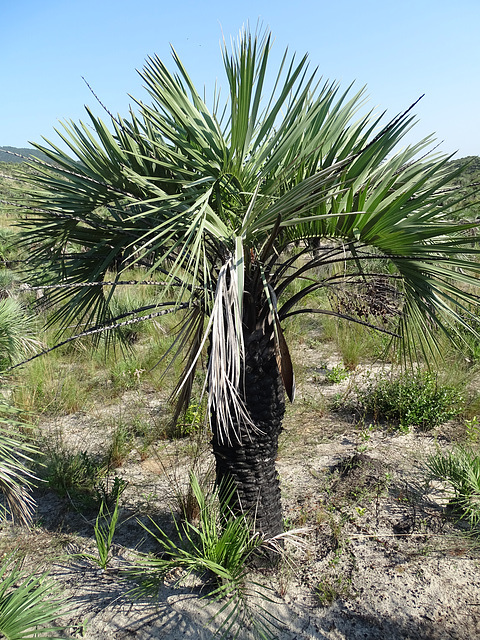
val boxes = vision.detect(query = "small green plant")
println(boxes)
[174,464,213,525]
[110,359,145,392]
[129,473,285,639]
[465,416,480,442]
[329,392,345,412]
[42,445,127,510]
[172,399,206,438]
[107,422,134,468]
[74,497,121,570]
[43,449,105,497]
[0,551,70,639]
[426,446,480,527]
[130,414,153,438]
[358,422,375,441]
[94,474,128,509]
[357,370,464,431]
[324,364,349,384]
[316,574,352,606]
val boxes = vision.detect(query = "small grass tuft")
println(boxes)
[316,574,353,606]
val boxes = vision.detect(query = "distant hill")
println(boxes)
[0,146,50,163]
[447,155,480,178]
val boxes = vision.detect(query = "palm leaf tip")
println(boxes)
[0,413,39,526]
[0,552,70,639]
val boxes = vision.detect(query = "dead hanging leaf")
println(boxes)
[273,315,295,402]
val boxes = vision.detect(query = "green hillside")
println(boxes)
[0,146,50,163]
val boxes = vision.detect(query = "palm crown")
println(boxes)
[16,28,480,536]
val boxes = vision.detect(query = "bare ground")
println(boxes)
[3,345,480,639]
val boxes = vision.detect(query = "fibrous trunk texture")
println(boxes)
[212,324,285,539]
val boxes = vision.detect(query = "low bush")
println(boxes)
[42,447,126,510]
[171,398,206,438]
[323,363,349,384]
[356,370,464,431]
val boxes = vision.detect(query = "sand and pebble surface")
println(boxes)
[4,354,480,639]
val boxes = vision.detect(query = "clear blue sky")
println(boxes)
[2,0,479,158]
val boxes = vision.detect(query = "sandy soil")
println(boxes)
[3,347,480,639]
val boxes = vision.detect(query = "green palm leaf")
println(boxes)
[0,553,69,639]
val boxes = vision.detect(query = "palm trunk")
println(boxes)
[211,324,285,539]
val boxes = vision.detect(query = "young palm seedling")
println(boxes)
[129,473,290,639]
[426,446,480,528]
[73,496,121,570]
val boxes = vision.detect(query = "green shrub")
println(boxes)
[172,399,206,438]
[357,370,463,431]
[43,449,104,498]
[324,363,349,384]
[42,447,126,510]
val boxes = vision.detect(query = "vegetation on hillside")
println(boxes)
[0,146,51,163]
[443,155,480,220]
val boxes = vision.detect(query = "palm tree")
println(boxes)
[15,28,480,538]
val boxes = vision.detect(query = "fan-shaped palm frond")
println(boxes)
[0,299,41,369]
[0,403,39,526]
[0,552,69,639]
